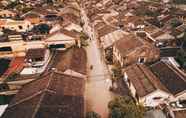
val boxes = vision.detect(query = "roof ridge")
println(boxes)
[164,62,186,82]
[138,64,168,91]
[8,90,43,108]
[31,72,55,118]
[54,69,84,80]
[136,64,156,92]
[31,92,46,118]
[8,71,55,109]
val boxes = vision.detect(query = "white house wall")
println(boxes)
[2,20,33,32]
[140,89,173,107]
[174,91,186,101]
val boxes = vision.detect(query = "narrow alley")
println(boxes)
[85,39,114,118]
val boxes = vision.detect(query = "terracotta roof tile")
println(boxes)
[150,61,186,95]
[2,72,85,118]
[124,64,168,97]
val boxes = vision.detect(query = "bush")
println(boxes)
[86,111,101,118]
[108,96,144,118]
[80,32,89,47]
[176,49,186,69]
[6,72,19,82]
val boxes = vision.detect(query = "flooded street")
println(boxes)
[85,40,114,118]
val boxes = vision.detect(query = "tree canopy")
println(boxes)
[173,0,186,4]
[108,96,144,118]
[32,24,51,34]
[86,111,101,118]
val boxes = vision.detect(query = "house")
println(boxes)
[95,24,118,46]
[123,64,172,107]
[0,10,16,18]
[63,22,83,32]
[0,19,33,32]
[25,48,50,67]
[142,25,175,46]
[123,61,186,107]
[1,71,85,118]
[46,29,81,49]
[50,22,82,33]
[149,30,175,45]
[0,39,28,57]
[120,15,146,31]
[22,11,42,25]
[2,57,25,81]
[150,61,186,102]
[171,24,186,39]
[59,6,81,18]
[172,110,186,118]
[54,47,87,77]
[0,57,25,96]
[0,58,11,78]
[160,47,180,58]
[2,29,24,41]
[100,29,128,49]
[113,34,159,67]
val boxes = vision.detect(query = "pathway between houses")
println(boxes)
[85,39,114,118]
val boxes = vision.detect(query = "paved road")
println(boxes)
[85,40,114,118]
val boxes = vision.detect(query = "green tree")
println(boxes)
[176,49,186,69]
[111,64,122,88]
[86,111,101,118]
[32,24,51,34]
[108,96,145,118]
[170,18,182,28]
[80,31,89,47]
[173,0,186,4]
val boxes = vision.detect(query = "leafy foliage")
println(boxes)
[80,32,89,47]
[32,24,51,34]
[6,72,19,82]
[108,96,145,118]
[173,0,186,4]
[111,64,122,81]
[170,19,182,28]
[176,49,186,69]
[86,111,101,118]
[105,47,113,64]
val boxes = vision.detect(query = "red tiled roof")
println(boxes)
[54,47,87,75]
[124,64,168,97]
[26,48,46,59]
[174,110,186,118]
[150,61,186,95]
[2,72,85,118]
[114,34,143,57]
[2,57,25,78]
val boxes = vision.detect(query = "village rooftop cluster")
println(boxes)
[0,0,185,118]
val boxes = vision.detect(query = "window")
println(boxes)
[0,47,12,52]
[18,26,23,30]
[49,44,65,49]
[33,57,43,62]
[138,57,145,64]
[153,97,162,100]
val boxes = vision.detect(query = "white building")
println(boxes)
[1,19,33,32]
[123,62,186,107]
[123,64,173,107]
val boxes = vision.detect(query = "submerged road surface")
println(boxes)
[85,40,114,118]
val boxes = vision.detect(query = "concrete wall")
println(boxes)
[140,90,173,107]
